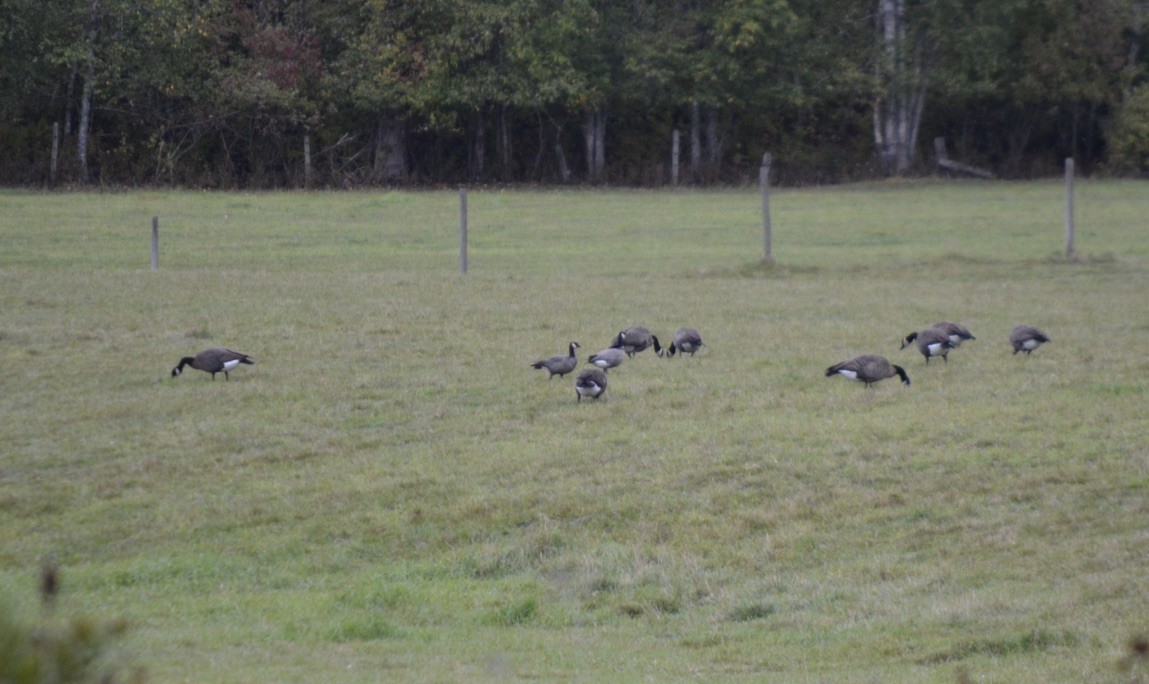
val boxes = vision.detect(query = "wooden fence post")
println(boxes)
[151,216,159,270]
[460,187,468,275]
[760,152,772,263]
[1064,158,1075,260]
[671,129,680,187]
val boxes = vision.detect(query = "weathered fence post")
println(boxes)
[460,187,468,275]
[1064,157,1075,260]
[303,135,312,188]
[50,122,60,186]
[151,216,159,270]
[671,129,680,187]
[760,152,772,263]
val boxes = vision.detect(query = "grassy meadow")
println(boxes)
[1,181,1148,682]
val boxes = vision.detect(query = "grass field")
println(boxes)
[1,181,1148,682]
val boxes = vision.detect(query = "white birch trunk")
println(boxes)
[874,0,927,175]
[583,106,606,182]
[77,52,94,183]
[77,0,100,184]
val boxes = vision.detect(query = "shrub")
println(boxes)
[0,602,136,683]
[1108,85,1149,174]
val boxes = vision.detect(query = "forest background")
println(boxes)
[3,0,1149,188]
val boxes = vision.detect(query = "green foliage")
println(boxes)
[1,0,1145,184]
[1109,85,1149,173]
[0,603,135,684]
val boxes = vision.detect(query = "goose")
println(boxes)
[172,347,254,380]
[614,326,663,358]
[932,321,976,347]
[1010,325,1051,355]
[587,347,626,372]
[668,327,704,357]
[825,354,911,388]
[531,342,581,379]
[901,327,955,364]
[574,368,608,402]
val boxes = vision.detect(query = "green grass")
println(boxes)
[1,180,1148,681]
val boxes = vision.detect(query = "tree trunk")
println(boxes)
[77,53,94,184]
[533,112,545,179]
[583,106,606,183]
[1069,104,1079,166]
[77,0,100,184]
[873,0,928,176]
[1003,109,1037,176]
[373,114,407,182]
[472,108,485,182]
[553,121,572,183]
[497,104,512,180]
[64,62,78,136]
[705,105,721,178]
[583,111,594,180]
[690,99,701,182]
[594,109,605,181]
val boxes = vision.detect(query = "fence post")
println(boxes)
[760,152,772,263]
[1064,157,1075,260]
[671,129,680,187]
[151,216,159,270]
[460,187,468,275]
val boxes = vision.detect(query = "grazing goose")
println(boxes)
[531,342,581,379]
[932,321,976,347]
[668,327,704,357]
[172,347,254,380]
[574,368,608,402]
[901,327,955,364]
[588,347,626,373]
[614,326,663,358]
[825,354,911,388]
[1010,325,1051,355]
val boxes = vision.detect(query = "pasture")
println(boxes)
[1,181,1147,682]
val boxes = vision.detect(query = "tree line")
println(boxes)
[2,0,1147,188]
